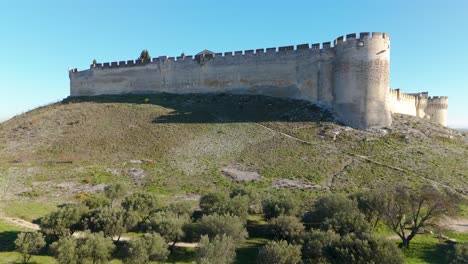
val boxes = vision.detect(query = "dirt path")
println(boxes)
[440,217,468,233]
[1,216,40,230]
[1,216,199,248]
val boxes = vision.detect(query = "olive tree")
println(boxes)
[257,240,302,264]
[104,183,128,207]
[85,206,137,241]
[199,192,249,221]
[262,194,300,220]
[145,211,190,251]
[269,215,305,243]
[302,193,356,228]
[302,229,403,264]
[15,232,46,264]
[50,236,78,264]
[78,232,115,264]
[40,204,88,239]
[122,192,160,224]
[124,233,169,264]
[198,214,248,245]
[197,234,236,264]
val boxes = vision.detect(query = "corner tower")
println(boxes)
[332,32,391,128]
[426,96,448,126]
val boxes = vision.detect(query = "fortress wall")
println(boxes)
[70,43,336,105]
[70,32,393,128]
[389,89,417,116]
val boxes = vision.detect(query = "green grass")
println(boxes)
[0,252,57,264]
[167,247,196,263]
[401,235,451,264]
[235,238,269,264]
[3,201,57,222]
[399,233,467,264]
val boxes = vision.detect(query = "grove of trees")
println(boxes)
[13,183,463,263]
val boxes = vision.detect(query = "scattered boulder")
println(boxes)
[221,168,261,183]
[126,168,145,181]
[127,159,156,165]
[31,181,107,196]
[105,167,146,181]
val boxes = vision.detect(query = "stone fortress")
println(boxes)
[69,32,448,128]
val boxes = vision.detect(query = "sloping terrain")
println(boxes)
[0,93,466,209]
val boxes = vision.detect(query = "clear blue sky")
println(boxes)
[1,0,467,127]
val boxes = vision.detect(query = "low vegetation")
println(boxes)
[0,93,466,263]
[1,183,464,263]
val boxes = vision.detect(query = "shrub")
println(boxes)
[145,211,190,250]
[84,206,137,241]
[198,214,248,245]
[50,236,78,264]
[104,183,128,206]
[15,232,46,264]
[257,240,302,264]
[303,193,357,228]
[83,193,111,209]
[199,192,229,215]
[122,192,161,223]
[230,186,263,214]
[302,229,340,263]
[321,210,370,236]
[269,215,305,243]
[78,232,115,264]
[326,232,403,264]
[351,190,386,229]
[262,194,300,220]
[199,192,249,221]
[39,204,88,240]
[51,232,116,264]
[124,233,169,264]
[165,201,195,218]
[197,234,237,264]
[302,229,403,264]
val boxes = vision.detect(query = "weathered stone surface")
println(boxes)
[69,32,447,128]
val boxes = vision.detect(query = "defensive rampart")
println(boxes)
[389,89,448,126]
[69,32,446,128]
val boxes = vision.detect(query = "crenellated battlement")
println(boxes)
[389,88,448,126]
[69,32,447,128]
[70,32,390,73]
[427,96,449,109]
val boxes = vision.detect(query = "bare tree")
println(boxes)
[376,184,461,248]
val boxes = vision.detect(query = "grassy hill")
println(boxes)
[0,93,467,213]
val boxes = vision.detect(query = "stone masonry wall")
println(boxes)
[69,32,445,128]
[389,89,448,126]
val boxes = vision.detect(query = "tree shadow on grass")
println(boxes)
[63,93,336,125]
[403,240,452,264]
[167,246,196,263]
[0,231,19,252]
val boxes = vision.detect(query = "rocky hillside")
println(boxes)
[0,94,466,207]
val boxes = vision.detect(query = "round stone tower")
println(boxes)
[332,32,392,128]
[426,96,448,126]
